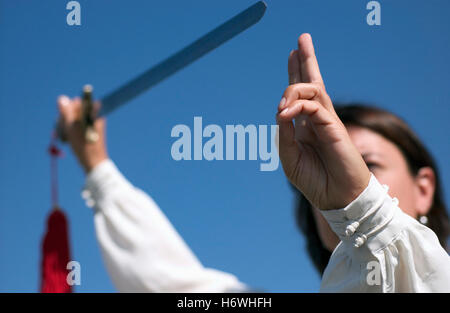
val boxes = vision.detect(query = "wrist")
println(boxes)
[83,153,108,173]
[334,167,371,211]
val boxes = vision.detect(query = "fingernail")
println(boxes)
[59,95,69,106]
[279,97,286,109]
[281,107,289,116]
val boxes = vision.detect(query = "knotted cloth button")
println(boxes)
[86,198,96,208]
[353,234,367,248]
[345,221,360,237]
[392,197,399,206]
[81,189,91,200]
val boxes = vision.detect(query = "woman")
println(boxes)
[276,34,449,291]
[57,33,450,292]
[295,104,450,277]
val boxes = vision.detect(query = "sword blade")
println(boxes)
[99,1,266,116]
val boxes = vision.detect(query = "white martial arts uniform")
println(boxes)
[82,159,450,292]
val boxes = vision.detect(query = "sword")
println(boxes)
[57,1,267,142]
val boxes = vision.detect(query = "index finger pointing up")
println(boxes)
[297,33,324,84]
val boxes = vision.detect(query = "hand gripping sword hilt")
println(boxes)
[55,84,99,143]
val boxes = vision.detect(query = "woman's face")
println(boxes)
[314,125,435,252]
[347,125,421,218]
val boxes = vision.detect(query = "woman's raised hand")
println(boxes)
[276,34,371,211]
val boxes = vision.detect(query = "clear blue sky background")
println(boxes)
[1,0,449,292]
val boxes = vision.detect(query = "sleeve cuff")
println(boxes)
[320,174,397,249]
[82,159,133,208]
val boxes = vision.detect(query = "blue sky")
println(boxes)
[1,0,449,292]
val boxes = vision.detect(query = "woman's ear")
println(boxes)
[414,167,436,217]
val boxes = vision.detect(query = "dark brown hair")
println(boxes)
[295,103,450,275]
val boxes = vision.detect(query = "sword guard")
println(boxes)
[81,84,99,143]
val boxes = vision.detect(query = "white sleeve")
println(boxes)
[82,159,248,293]
[320,174,450,292]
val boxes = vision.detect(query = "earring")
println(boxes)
[419,215,428,225]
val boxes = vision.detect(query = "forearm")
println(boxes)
[83,159,247,292]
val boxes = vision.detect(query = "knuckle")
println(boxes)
[284,84,297,97]
[287,84,297,93]
[312,82,324,93]
[311,82,327,99]
[312,100,321,109]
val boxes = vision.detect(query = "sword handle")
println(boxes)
[55,84,99,143]
[81,85,99,143]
